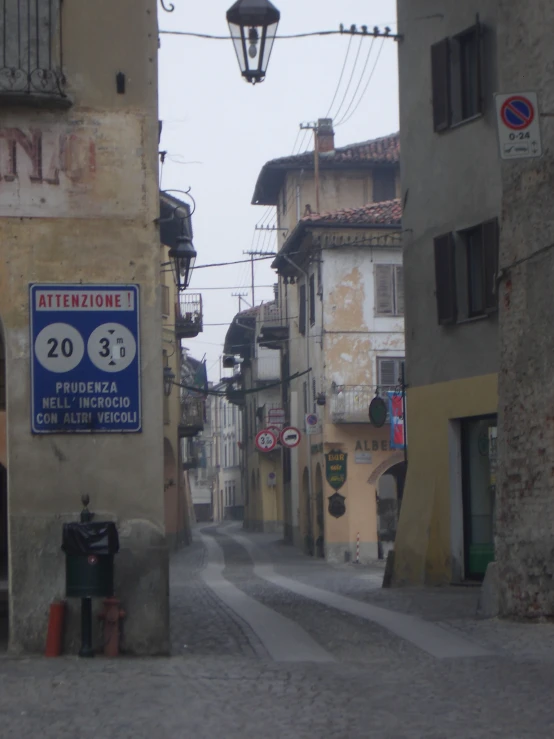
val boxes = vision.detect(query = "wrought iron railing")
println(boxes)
[0,0,67,100]
[176,293,203,339]
[330,385,396,424]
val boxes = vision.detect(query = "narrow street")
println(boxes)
[1,525,554,737]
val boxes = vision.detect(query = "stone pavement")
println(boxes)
[2,523,554,737]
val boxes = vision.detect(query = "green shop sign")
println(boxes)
[325,449,347,491]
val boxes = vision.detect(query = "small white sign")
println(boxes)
[268,408,285,425]
[495,92,542,160]
[355,452,373,465]
[305,413,320,436]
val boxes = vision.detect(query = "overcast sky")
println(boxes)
[158,0,399,381]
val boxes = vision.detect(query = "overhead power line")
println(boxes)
[336,37,387,127]
[333,37,376,124]
[325,34,354,118]
[159,26,402,41]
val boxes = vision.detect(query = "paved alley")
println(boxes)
[2,525,554,738]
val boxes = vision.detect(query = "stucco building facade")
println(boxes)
[0,0,169,653]
[252,124,406,562]
[394,1,501,585]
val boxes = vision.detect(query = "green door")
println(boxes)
[462,416,497,579]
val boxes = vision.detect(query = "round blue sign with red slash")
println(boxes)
[500,95,535,130]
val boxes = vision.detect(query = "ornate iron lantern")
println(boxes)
[163,365,176,397]
[226,0,281,84]
[169,236,197,291]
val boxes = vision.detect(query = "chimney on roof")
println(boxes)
[316,118,335,153]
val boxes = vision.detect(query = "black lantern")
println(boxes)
[169,236,197,291]
[163,364,176,397]
[227,0,280,84]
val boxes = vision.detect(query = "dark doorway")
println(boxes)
[461,415,497,579]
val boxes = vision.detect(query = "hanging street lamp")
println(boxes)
[168,235,197,291]
[163,364,176,397]
[226,0,280,84]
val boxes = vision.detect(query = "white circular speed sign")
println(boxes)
[34,322,85,373]
[87,323,137,373]
[280,427,301,448]
[255,429,277,453]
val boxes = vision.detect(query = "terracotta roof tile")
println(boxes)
[252,132,399,206]
[302,199,402,227]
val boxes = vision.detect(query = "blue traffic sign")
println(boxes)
[30,284,141,434]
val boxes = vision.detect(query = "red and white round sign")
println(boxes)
[255,429,278,452]
[280,427,301,448]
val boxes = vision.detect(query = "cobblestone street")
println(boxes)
[2,524,554,737]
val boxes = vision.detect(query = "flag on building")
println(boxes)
[387,391,405,449]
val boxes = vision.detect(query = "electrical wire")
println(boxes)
[336,38,386,127]
[159,29,402,41]
[325,35,354,118]
[333,37,376,126]
[329,35,365,122]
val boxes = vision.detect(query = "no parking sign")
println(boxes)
[495,92,542,160]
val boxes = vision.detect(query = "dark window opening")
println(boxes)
[299,283,306,335]
[373,168,397,202]
[309,274,316,325]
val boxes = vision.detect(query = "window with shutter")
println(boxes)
[432,24,483,132]
[375,265,394,315]
[378,357,404,388]
[434,234,457,324]
[299,284,306,334]
[395,265,404,316]
[482,218,499,313]
[431,38,451,131]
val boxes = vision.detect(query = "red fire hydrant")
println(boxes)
[98,597,125,657]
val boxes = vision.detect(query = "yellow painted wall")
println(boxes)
[297,423,404,562]
[394,373,498,585]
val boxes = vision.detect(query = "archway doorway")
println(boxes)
[314,463,324,558]
[302,467,313,556]
[0,332,7,649]
[375,461,406,560]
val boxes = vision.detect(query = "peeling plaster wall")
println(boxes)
[323,245,404,388]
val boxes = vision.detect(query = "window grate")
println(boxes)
[0,0,67,100]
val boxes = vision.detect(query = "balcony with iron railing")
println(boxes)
[0,0,69,104]
[329,385,397,424]
[176,293,203,339]
[178,396,204,438]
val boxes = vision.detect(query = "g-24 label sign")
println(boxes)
[30,284,141,434]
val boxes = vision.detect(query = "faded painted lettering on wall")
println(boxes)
[0,116,146,218]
